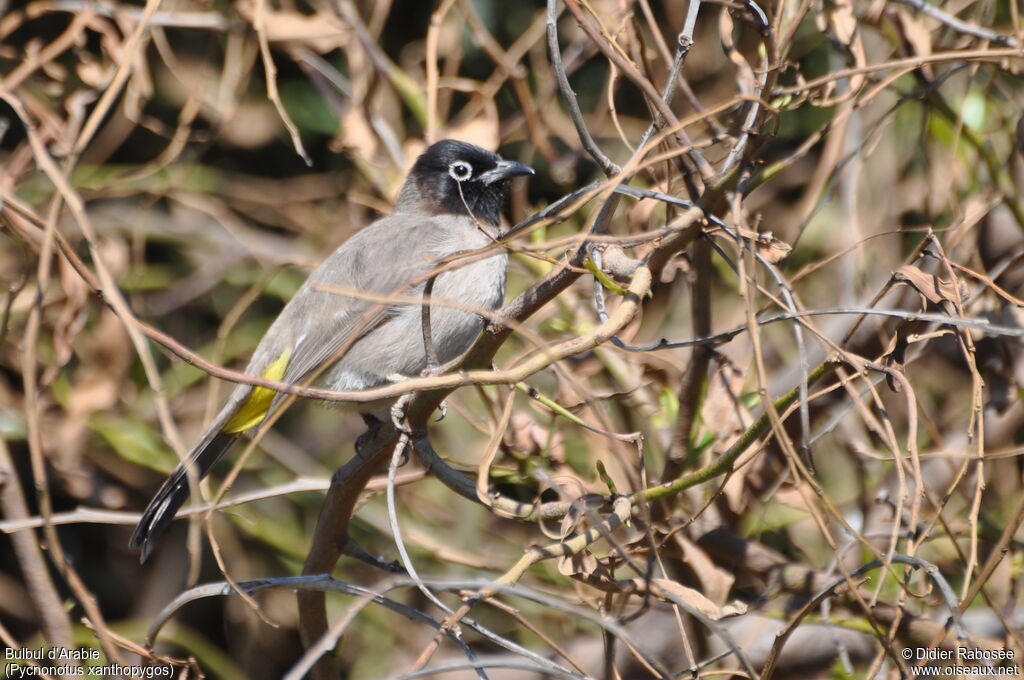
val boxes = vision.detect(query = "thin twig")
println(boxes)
[546,0,621,176]
[892,0,1017,46]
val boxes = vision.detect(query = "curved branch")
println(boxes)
[546,0,620,176]
[761,554,969,680]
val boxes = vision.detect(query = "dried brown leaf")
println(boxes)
[894,8,933,61]
[881,331,908,393]
[701,361,749,445]
[235,0,350,52]
[340,108,379,168]
[771,486,816,515]
[828,0,857,45]
[558,548,599,577]
[52,255,89,367]
[652,579,747,620]
[556,489,602,540]
[672,534,735,605]
[731,226,792,265]
[722,457,754,515]
[894,264,967,311]
[814,0,856,45]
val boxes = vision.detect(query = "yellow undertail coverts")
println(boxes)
[223,348,292,433]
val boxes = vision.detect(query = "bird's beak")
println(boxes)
[480,159,535,184]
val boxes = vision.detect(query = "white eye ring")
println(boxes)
[448,161,473,181]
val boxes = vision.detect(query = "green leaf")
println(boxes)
[282,80,341,136]
[0,407,26,440]
[90,414,176,474]
[584,257,629,296]
[961,90,987,133]
[656,386,679,429]
[741,501,810,536]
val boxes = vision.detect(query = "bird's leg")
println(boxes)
[388,392,415,466]
[388,391,414,431]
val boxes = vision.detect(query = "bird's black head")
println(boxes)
[397,140,534,226]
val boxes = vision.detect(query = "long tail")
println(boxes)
[130,347,292,562]
[129,430,237,563]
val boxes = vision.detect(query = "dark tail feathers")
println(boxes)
[129,431,237,563]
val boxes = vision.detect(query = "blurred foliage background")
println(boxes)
[2,0,1024,677]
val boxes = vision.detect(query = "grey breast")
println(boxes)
[311,213,508,394]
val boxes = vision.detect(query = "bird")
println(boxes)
[130,139,534,562]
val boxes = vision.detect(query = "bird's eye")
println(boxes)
[448,161,473,181]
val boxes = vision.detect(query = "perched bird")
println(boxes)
[130,140,534,562]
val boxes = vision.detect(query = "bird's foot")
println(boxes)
[390,392,414,433]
